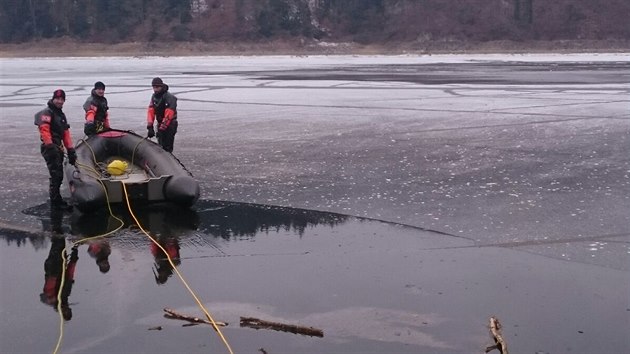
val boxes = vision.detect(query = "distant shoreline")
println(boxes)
[1,38,629,58]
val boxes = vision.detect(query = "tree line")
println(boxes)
[0,0,627,44]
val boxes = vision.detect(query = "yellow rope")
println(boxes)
[121,183,235,354]
[52,133,233,353]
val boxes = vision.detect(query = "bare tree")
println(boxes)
[514,0,533,24]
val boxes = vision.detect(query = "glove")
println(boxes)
[67,148,77,166]
[97,122,110,133]
[159,123,167,131]
[84,122,96,136]
[147,126,155,138]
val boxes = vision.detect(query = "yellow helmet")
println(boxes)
[107,160,128,176]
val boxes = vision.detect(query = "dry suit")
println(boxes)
[83,89,110,135]
[147,83,178,152]
[34,99,76,208]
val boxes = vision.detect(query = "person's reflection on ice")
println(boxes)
[49,205,64,235]
[40,235,78,321]
[151,236,180,285]
[88,239,111,273]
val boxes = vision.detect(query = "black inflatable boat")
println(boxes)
[64,129,200,213]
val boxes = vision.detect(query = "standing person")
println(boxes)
[34,89,77,210]
[146,77,178,152]
[83,81,110,136]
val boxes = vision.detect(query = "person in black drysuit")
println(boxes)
[34,89,77,210]
[83,81,110,136]
[146,77,178,152]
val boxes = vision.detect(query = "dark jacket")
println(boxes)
[147,85,177,131]
[83,90,110,130]
[34,100,73,149]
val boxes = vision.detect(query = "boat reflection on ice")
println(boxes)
[69,200,347,241]
[70,202,200,238]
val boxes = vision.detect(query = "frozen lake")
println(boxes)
[0,54,628,353]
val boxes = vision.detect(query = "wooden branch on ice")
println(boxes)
[485,316,509,354]
[163,308,227,327]
[240,316,324,337]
